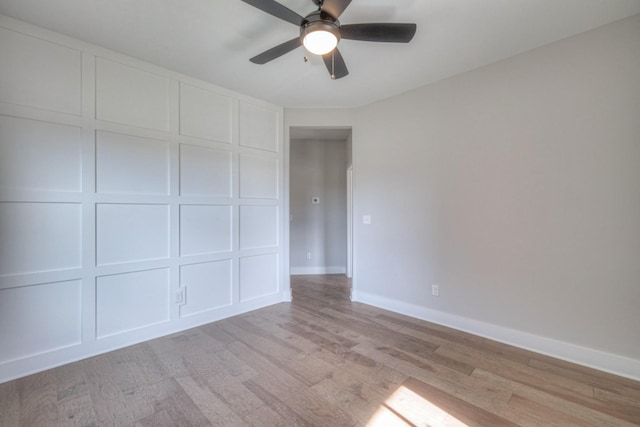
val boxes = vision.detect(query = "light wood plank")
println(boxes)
[17,370,58,426]
[81,354,137,425]
[311,377,384,425]
[174,374,246,426]
[402,376,520,426]
[0,380,20,427]
[473,368,640,427]
[56,394,97,427]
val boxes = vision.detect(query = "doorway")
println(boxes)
[288,127,353,292]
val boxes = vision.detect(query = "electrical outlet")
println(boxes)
[306,252,312,260]
[431,284,439,297]
[175,288,186,305]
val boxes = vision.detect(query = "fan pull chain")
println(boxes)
[331,51,336,80]
[303,25,308,62]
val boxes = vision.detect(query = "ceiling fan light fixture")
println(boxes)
[301,18,340,55]
[303,29,338,55]
[243,0,416,80]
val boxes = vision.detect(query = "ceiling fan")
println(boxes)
[241,0,417,79]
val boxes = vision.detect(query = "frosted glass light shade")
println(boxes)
[303,30,338,55]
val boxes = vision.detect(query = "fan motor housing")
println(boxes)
[300,10,341,45]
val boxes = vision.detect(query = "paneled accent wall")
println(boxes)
[0,16,284,383]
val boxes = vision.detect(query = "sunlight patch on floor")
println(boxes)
[366,385,469,427]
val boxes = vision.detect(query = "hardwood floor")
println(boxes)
[2,274,639,426]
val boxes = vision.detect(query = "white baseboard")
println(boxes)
[352,290,640,381]
[290,266,346,275]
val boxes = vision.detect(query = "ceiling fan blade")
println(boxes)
[250,37,302,64]
[340,23,417,43]
[240,0,304,26]
[320,0,352,19]
[322,48,348,79]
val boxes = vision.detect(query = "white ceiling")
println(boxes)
[1,0,639,108]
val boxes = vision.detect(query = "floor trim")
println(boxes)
[290,267,346,275]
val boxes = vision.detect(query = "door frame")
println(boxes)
[346,164,353,279]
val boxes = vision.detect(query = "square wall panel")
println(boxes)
[0,115,82,192]
[180,205,232,256]
[239,253,278,302]
[179,144,232,197]
[0,280,82,363]
[239,102,278,152]
[96,131,169,195]
[179,260,232,318]
[96,58,170,131]
[96,269,170,338]
[239,154,278,199]
[0,27,81,115]
[179,83,232,143]
[0,202,82,276]
[239,205,278,250]
[96,204,169,266]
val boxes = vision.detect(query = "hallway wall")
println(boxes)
[290,139,348,274]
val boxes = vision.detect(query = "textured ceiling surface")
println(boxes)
[1,0,639,108]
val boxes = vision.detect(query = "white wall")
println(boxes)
[352,14,640,379]
[0,15,284,383]
[290,139,347,274]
